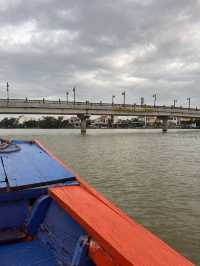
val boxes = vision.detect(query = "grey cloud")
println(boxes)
[0,0,200,106]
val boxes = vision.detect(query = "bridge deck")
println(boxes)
[0,98,199,118]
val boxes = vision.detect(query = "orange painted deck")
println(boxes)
[49,185,194,266]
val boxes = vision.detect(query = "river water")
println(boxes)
[0,128,199,264]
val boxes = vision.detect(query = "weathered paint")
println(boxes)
[49,185,194,266]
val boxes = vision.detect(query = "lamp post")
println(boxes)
[6,82,9,101]
[173,99,177,108]
[122,91,126,105]
[66,91,69,104]
[153,94,157,107]
[112,95,115,105]
[141,97,144,106]
[72,87,76,104]
[187,97,191,109]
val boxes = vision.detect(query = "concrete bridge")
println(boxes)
[0,98,200,134]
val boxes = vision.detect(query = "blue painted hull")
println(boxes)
[0,140,92,266]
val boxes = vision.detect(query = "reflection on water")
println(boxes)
[1,128,199,264]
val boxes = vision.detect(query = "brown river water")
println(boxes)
[1,128,199,264]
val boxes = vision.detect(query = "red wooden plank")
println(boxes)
[49,185,194,266]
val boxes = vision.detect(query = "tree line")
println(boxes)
[0,116,75,128]
[0,116,200,129]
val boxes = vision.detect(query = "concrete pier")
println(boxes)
[77,114,89,135]
[161,117,168,133]
[110,115,114,128]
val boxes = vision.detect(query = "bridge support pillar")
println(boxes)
[110,115,114,128]
[77,114,90,135]
[160,116,168,133]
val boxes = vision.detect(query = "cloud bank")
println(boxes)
[0,0,200,106]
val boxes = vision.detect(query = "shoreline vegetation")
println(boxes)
[0,116,199,129]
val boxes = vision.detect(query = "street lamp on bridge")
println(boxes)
[187,97,191,109]
[6,82,9,101]
[72,87,76,104]
[122,91,126,106]
[66,91,69,104]
[173,99,177,108]
[112,95,115,105]
[153,94,157,107]
[141,97,144,106]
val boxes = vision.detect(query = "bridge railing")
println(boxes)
[0,98,199,115]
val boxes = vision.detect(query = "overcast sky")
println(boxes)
[0,0,200,106]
